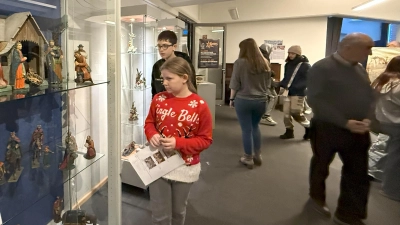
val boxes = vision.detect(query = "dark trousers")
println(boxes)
[309,119,371,220]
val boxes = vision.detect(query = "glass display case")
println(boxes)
[0,0,119,224]
[119,5,160,188]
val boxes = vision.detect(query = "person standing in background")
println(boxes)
[229,38,271,169]
[151,30,196,98]
[307,33,375,225]
[371,56,400,202]
[279,45,311,140]
[259,43,278,126]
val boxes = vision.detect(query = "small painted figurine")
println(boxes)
[84,136,96,160]
[135,68,145,89]
[5,143,22,180]
[9,42,27,89]
[129,102,139,121]
[46,39,63,84]
[43,146,54,168]
[76,44,88,59]
[53,196,64,223]
[0,161,6,185]
[30,125,44,167]
[65,131,78,152]
[127,41,137,53]
[25,68,43,86]
[0,64,8,88]
[74,51,93,84]
[59,132,78,171]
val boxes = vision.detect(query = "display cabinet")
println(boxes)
[119,5,160,188]
[0,0,120,224]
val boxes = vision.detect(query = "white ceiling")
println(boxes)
[160,0,233,7]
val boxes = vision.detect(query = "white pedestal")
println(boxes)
[197,82,216,129]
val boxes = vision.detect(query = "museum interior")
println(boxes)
[0,0,399,224]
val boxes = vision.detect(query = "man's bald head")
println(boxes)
[338,33,374,63]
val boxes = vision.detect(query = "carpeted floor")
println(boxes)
[82,105,400,225]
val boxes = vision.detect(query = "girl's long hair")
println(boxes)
[239,38,271,74]
[371,56,400,92]
[160,57,197,93]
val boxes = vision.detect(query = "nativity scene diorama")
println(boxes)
[0,12,49,92]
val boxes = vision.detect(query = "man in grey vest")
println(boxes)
[307,33,375,225]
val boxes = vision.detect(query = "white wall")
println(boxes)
[226,17,328,72]
[200,0,400,24]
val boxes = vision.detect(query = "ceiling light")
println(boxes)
[104,20,115,25]
[18,0,57,9]
[352,0,386,11]
[130,18,135,22]
[228,7,239,20]
[211,29,224,33]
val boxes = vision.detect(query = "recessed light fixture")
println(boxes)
[130,18,135,22]
[18,0,57,9]
[352,0,386,11]
[211,29,224,33]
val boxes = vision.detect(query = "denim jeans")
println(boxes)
[380,123,400,201]
[234,98,267,155]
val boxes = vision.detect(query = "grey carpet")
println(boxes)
[82,105,400,225]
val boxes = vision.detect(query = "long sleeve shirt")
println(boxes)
[307,53,374,128]
[229,58,271,100]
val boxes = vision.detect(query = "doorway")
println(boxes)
[191,24,226,104]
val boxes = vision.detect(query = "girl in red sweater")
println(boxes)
[145,57,213,225]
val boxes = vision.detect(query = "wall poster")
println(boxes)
[264,40,286,61]
[367,47,400,82]
[198,39,220,68]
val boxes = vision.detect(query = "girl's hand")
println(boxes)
[160,137,176,151]
[149,134,161,147]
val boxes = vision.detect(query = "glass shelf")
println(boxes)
[62,150,105,183]
[122,86,151,91]
[0,80,110,104]
[121,52,158,55]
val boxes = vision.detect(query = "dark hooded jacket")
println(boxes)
[151,51,197,97]
[280,55,310,96]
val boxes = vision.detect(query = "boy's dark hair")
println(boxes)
[157,30,177,45]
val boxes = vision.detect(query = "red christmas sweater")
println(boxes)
[145,92,213,165]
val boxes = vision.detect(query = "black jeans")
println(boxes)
[309,119,371,220]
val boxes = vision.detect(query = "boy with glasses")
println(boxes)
[151,30,197,97]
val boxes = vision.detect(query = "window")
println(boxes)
[340,18,382,41]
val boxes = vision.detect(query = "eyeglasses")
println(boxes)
[156,44,173,50]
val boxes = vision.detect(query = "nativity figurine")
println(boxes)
[134,69,146,89]
[84,136,96,160]
[129,102,139,121]
[43,146,54,168]
[30,125,44,168]
[9,42,27,89]
[53,196,64,223]
[0,161,6,185]
[74,51,93,84]
[76,44,88,59]
[59,132,78,171]
[6,142,22,182]
[0,64,8,89]
[46,39,63,84]
[25,68,43,87]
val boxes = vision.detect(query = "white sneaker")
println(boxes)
[260,116,277,126]
[304,108,312,115]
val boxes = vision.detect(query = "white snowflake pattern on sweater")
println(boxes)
[188,100,198,108]
[157,94,166,102]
